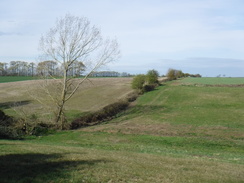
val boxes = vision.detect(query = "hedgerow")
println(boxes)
[71,100,129,129]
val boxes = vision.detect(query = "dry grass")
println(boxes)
[0,78,133,120]
[67,78,133,111]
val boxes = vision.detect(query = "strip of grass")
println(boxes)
[178,77,244,85]
[0,76,37,83]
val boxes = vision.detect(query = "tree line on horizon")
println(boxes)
[0,61,131,77]
[0,60,84,77]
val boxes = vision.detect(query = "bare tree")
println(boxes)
[28,62,36,77]
[0,62,5,76]
[38,14,120,129]
[37,60,58,77]
[68,61,85,77]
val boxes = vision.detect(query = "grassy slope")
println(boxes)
[1,78,244,182]
[89,82,244,137]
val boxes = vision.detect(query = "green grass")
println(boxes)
[1,77,244,182]
[1,130,243,183]
[138,85,244,127]
[25,131,244,163]
[0,76,37,83]
[178,77,244,85]
[96,81,244,135]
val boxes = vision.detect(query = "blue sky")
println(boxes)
[0,0,244,76]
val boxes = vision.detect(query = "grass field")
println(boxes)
[0,77,244,182]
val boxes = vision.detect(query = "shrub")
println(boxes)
[132,74,146,91]
[0,109,55,138]
[132,70,160,93]
[0,110,13,126]
[142,84,157,92]
[146,69,159,84]
[126,91,139,102]
[32,123,56,136]
[166,69,177,80]
[0,125,24,139]
[175,70,184,78]
[0,110,24,139]
[165,68,201,80]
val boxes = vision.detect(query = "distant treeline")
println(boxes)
[0,60,83,77]
[0,61,131,77]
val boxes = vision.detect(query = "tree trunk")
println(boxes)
[55,70,68,129]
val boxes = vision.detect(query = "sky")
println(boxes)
[0,0,244,77]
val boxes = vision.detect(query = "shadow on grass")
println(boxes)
[0,153,108,183]
[0,100,31,109]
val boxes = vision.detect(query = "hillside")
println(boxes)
[0,78,244,182]
[0,77,133,120]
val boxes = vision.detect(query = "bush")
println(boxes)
[32,123,56,136]
[146,69,159,84]
[0,110,24,139]
[166,69,177,80]
[0,125,24,139]
[0,109,55,138]
[142,84,157,92]
[165,68,201,80]
[126,91,139,102]
[0,110,13,126]
[0,110,20,139]
[132,74,146,91]
[132,70,160,93]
